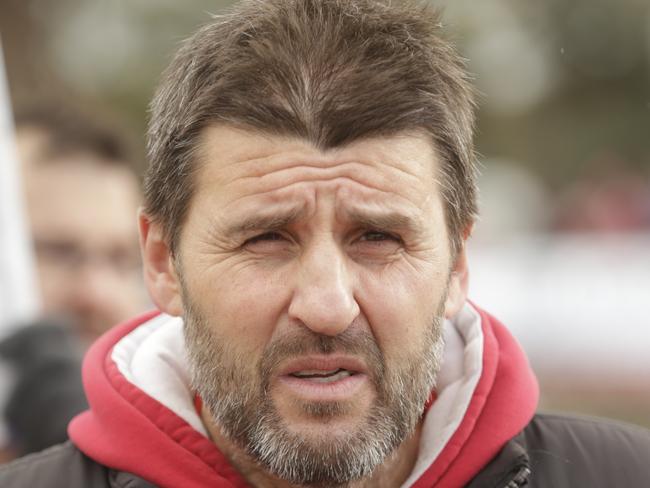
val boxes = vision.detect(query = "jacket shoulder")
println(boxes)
[0,441,111,487]
[522,413,650,487]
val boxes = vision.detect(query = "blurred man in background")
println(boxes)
[0,107,145,459]
[15,107,144,343]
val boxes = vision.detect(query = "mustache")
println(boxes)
[259,326,385,389]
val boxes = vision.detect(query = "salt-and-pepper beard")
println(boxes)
[183,291,446,487]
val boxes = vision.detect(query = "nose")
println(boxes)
[288,241,360,336]
[73,265,112,308]
[67,263,120,334]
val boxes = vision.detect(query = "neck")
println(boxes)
[201,406,422,488]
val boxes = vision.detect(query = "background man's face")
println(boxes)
[155,126,467,483]
[18,128,144,342]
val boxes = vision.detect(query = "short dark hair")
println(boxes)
[15,105,135,170]
[145,0,478,254]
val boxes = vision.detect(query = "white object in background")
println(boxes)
[0,41,40,337]
[468,233,650,382]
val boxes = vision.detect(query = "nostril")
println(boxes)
[288,290,359,337]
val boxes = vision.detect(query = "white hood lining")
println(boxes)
[111,313,208,436]
[110,303,484,485]
[401,303,484,487]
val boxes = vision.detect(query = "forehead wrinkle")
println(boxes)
[235,151,428,185]
[198,132,328,181]
[239,160,422,190]
[218,153,332,185]
[223,177,425,218]
[198,128,434,186]
[218,166,426,214]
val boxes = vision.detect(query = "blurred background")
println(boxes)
[0,0,648,433]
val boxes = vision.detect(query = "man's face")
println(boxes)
[145,126,468,484]
[18,129,145,342]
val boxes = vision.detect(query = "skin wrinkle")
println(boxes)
[237,160,423,189]
[197,171,426,212]
[211,184,428,240]
[197,204,432,266]
[191,138,436,231]
[197,128,428,186]
[189,226,446,318]
[198,127,427,176]
[194,179,436,258]
[223,207,424,251]
[198,185,434,244]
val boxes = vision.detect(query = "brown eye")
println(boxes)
[242,232,292,254]
[352,231,404,260]
[359,231,401,243]
[246,232,285,245]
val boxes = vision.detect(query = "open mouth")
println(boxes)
[290,368,355,383]
[277,358,368,401]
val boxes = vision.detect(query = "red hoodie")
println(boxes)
[69,304,538,488]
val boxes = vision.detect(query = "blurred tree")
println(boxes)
[1,0,648,184]
[0,0,71,106]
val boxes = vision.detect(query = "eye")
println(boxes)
[242,231,291,253]
[245,232,285,245]
[352,230,403,260]
[359,230,402,243]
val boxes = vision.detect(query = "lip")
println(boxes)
[274,355,370,402]
[277,355,369,377]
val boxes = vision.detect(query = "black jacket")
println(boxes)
[1,412,649,487]
[0,321,87,456]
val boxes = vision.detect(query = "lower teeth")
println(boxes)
[297,370,352,382]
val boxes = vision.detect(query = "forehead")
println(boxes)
[194,125,441,201]
[24,157,140,243]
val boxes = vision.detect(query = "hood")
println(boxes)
[69,304,538,488]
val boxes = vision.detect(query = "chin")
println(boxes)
[276,389,373,422]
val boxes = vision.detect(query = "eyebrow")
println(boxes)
[222,206,421,237]
[224,206,307,236]
[344,209,422,234]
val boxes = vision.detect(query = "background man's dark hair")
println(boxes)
[15,105,136,171]
[145,0,478,254]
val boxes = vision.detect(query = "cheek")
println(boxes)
[356,261,448,356]
[36,265,59,300]
[186,262,292,352]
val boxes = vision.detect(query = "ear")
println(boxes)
[444,224,472,319]
[138,209,183,316]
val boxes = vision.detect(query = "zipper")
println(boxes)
[502,466,531,488]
